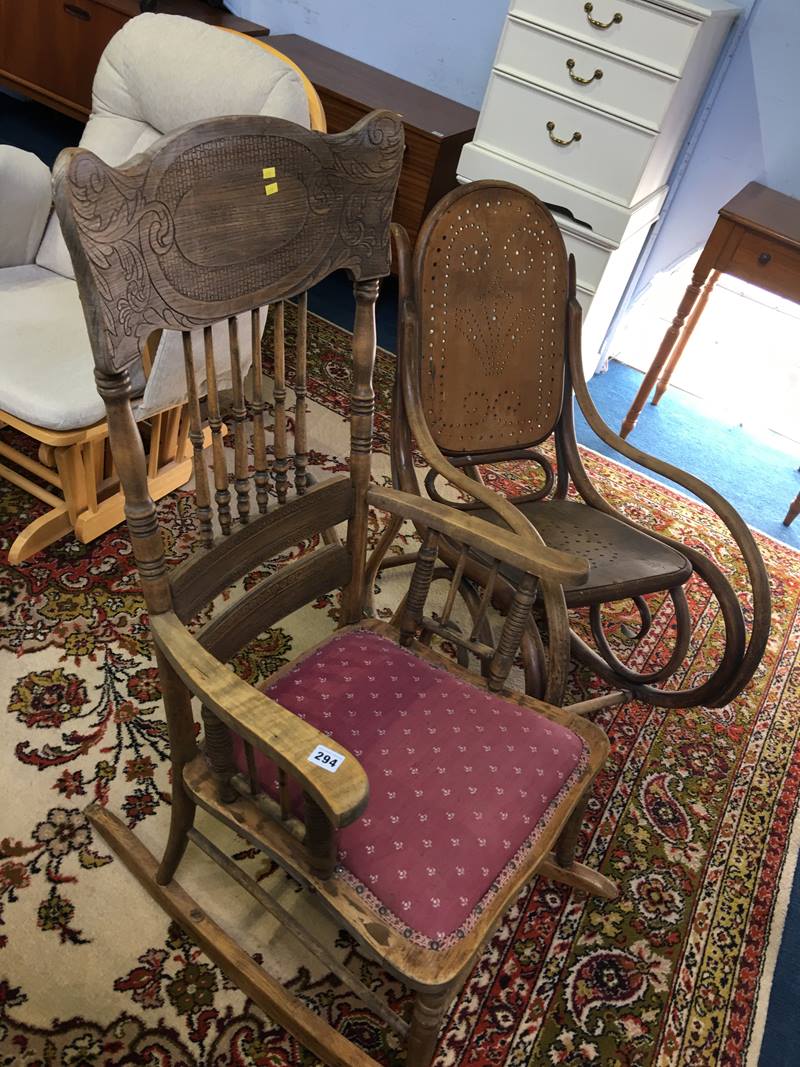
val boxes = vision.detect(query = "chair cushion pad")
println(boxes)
[0,266,107,431]
[235,629,588,950]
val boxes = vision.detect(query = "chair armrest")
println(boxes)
[368,485,588,585]
[150,611,369,827]
[566,295,769,566]
[0,146,53,267]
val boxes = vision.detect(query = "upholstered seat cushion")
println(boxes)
[0,265,265,432]
[0,266,108,431]
[236,630,587,950]
[35,14,309,280]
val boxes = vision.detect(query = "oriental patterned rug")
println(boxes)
[0,308,799,1067]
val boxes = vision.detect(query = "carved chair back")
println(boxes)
[55,110,404,613]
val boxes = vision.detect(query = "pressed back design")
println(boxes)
[55,112,404,376]
[416,183,568,455]
[54,110,403,572]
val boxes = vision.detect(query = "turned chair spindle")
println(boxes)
[272,300,289,506]
[249,307,271,515]
[203,325,232,536]
[181,331,213,547]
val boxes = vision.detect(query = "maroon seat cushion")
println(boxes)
[234,630,587,951]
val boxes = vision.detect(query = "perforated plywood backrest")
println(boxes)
[416,182,569,455]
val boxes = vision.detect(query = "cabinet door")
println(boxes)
[0,0,129,118]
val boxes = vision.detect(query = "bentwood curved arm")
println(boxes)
[565,261,770,708]
[368,486,588,585]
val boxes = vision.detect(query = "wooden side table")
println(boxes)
[619,182,800,526]
[268,35,478,245]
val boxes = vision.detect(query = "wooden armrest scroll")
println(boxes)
[150,612,369,827]
[368,485,588,585]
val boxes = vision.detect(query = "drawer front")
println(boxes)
[511,0,700,78]
[576,285,595,318]
[475,73,657,207]
[729,233,800,304]
[0,0,128,116]
[559,224,615,290]
[497,18,677,131]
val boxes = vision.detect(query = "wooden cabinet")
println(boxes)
[459,0,739,375]
[0,0,268,121]
[268,35,478,246]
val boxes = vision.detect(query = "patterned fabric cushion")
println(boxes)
[234,630,588,950]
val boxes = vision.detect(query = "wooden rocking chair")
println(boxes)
[367,182,771,710]
[55,114,617,1065]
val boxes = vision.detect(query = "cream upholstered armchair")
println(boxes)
[0,13,324,564]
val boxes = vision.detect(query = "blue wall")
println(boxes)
[633,0,800,294]
[228,0,507,109]
[231,0,799,300]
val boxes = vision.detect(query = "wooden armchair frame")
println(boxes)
[367,182,771,710]
[1,32,325,565]
[56,114,616,1066]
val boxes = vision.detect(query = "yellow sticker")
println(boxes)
[262,166,278,196]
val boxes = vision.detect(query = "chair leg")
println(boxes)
[406,986,452,1067]
[537,787,617,901]
[154,649,199,885]
[6,503,72,565]
[364,511,404,616]
[157,766,197,886]
[53,441,88,524]
[555,787,589,869]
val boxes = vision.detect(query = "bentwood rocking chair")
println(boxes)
[369,182,770,710]
[55,115,616,1066]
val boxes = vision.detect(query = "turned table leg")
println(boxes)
[653,269,720,404]
[620,260,718,438]
[784,489,800,527]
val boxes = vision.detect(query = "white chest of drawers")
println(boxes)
[458,0,738,376]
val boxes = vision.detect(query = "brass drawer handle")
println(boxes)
[758,252,772,265]
[64,3,91,19]
[547,121,582,146]
[584,2,623,28]
[567,58,604,84]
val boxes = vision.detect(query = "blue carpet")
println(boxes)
[582,361,800,550]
